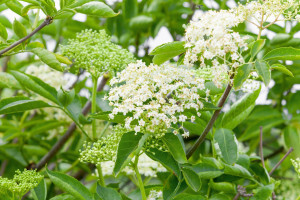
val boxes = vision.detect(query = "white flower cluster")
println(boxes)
[147,190,163,200]
[106,61,207,137]
[184,9,248,88]
[236,0,300,23]
[291,158,300,178]
[100,153,167,177]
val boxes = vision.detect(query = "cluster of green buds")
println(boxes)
[79,125,126,165]
[60,29,135,78]
[0,169,43,199]
[291,158,300,178]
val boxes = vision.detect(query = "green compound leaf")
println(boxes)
[209,180,236,194]
[129,15,154,31]
[96,184,122,200]
[264,47,300,60]
[31,48,63,72]
[233,63,253,89]
[173,194,205,200]
[250,163,270,185]
[221,87,260,130]
[209,194,231,200]
[46,169,93,200]
[10,70,59,104]
[190,162,224,179]
[32,179,47,200]
[13,19,27,39]
[150,41,185,65]
[145,148,181,177]
[255,60,271,86]
[251,39,265,59]
[250,184,274,200]
[0,72,22,89]
[0,97,51,114]
[214,129,238,165]
[271,63,294,77]
[182,167,201,192]
[0,22,7,40]
[75,2,118,17]
[113,132,143,175]
[162,132,187,164]
[223,164,253,180]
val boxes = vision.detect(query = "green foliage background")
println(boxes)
[0,0,300,200]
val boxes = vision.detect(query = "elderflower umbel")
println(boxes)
[61,29,135,77]
[184,9,248,88]
[147,190,163,200]
[0,169,43,199]
[291,158,300,178]
[106,61,207,137]
[235,0,300,24]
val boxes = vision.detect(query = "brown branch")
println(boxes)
[186,83,232,159]
[269,147,294,176]
[0,17,53,57]
[34,76,109,171]
[259,126,265,168]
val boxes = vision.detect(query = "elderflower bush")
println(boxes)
[1,0,300,200]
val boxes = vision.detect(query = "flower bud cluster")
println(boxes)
[79,125,125,164]
[106,61,207,137]
[61,29,135,77]
[0,169,43,198]
[291,158,300,178]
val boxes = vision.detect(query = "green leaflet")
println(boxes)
[75,2,118,17]
[214,129,238,165]
[162,132,187,164]
[32,179,47,200]
[221,87,260,130]
[264,47,300,60]
[255,60,271,86]
[233,63,253,89]
[145,148,181,177]
[251,39,265,59]
[149,41,185,65]
[96,184,122,200]
[182,167,201,192]
[0,97,51,114]
[113,132,143,175]
[46,169,93,200]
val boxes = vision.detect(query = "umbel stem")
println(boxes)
[0,17,53,57]
[92,76,98,140]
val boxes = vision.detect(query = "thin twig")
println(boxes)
[0,17,53,57]
[186,83,232,159]
[34,76,109,171]
[259,126,265,168]
[269,147,294,176]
